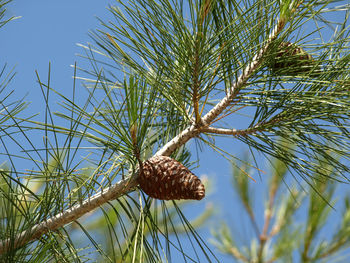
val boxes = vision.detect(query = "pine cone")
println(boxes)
[138,156,205,201]
[270,42,315,75]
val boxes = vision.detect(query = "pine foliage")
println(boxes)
[0,0,350,262]
[212,154,350,262]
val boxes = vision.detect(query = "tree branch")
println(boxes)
[201,20,285,127]
[202,113,284,137]
[0,18,285,255]
[0,176,138,254]
[202,126,259,137]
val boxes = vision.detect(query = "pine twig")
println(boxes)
[201,113,284,137]
[257,175,279,262]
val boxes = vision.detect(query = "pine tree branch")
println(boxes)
[200,19,285,127]
[0,17,286,255]
[0,176,138,255]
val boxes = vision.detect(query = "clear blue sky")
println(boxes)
[1,1,349,262]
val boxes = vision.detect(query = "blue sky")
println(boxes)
[1,1,109,109]
[1,1,350,262]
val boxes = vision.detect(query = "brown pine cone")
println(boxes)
[270,42,315,75]
[138,155,205,201]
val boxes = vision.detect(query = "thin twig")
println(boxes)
[257,174,279,262]
[201,114,283,137]
[245,204,262,240]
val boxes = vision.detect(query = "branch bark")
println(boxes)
[202,114,284,137]
[0,176,138,254]
[0,19,285,255]
[202,126,259,137]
